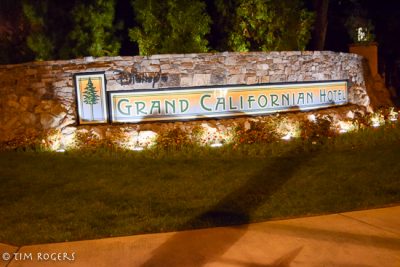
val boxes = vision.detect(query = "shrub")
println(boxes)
[300,115,336,143]
[73,128,127,151]
[232,120,282,145]
[0,129,61,152]
[155,127,195,150]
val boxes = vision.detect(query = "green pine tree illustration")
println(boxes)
[82,78,100,121]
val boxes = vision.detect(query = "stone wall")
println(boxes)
[0,51,370,148]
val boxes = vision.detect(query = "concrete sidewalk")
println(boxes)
[1,205,400,267]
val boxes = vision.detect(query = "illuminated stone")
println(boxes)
[0,51,385,149]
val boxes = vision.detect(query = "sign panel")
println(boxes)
[109,80,348,123]
[74,72,108,124]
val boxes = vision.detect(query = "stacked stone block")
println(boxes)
[0,51,369,145]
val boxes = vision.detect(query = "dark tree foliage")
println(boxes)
[22,0,76,60]
[129,0,211,55]
[15,0,121,61]
[69,0,121,57]
[0,0,32,63]
[7,0,400,67]
[206,0,236,51]
[309,0,329,50]
[213,0,315,52]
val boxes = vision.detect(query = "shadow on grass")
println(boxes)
[140,143,318,267]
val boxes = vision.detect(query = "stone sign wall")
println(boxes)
[0,51,370,148]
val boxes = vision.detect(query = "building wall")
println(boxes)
[0,51,370,147]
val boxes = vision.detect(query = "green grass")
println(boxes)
[1,125,400,246]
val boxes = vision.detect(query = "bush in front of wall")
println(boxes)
[300,115,336,143]
[232,119,282,145]
[155,127,195,151]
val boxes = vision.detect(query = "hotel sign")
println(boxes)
[109,80,348,123]
[74,73,348,124]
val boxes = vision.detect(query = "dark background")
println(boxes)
[2,0,400,100]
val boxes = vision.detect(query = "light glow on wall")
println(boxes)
[277,119,301,140]
[337,121,356,134]
[122,131,158,150]
[199,124,233,146]
[45,130,63,151]
[41,107,398,152]
[59,128,77,150]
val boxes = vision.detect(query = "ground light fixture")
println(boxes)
[131,146,144,151]
[210,143,223,147]
[307,114,317,122]
[389,108,398,121]
[338,121,354,134]
[281,133,292,140]
[389,114,398,122]
[372,121,380,127]
[370,115,382,128]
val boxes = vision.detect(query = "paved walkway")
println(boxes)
[1,205,399,267]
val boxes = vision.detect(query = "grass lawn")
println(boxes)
[1,125,400,246]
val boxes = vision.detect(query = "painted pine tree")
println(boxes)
[82,78,99,121]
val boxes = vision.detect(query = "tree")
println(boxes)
[83,78,99,121]
[69,0,121,57]
[129,0,211,55]
[21,0,79,61]
[214,0,314,52]
[20,0,120,61]
[309,0,330,50]
[207,0,236,51]
[22,1,54,60]
[0,0,32,64]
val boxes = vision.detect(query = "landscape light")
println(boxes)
[281,133,292,140]
[122,131,157,150]
[307,114,317,122]
[210,143,223,147]
[338,121,354,134]
[389,109,398,121]
[370,114,383,128]
[389,113,397,121]
[56,149,65,153]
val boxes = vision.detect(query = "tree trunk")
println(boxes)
[310,0,329,51]
[90,104,94,121]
